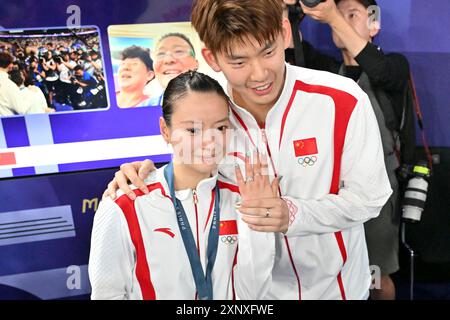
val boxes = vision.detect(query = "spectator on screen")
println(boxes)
[116,45,155,108]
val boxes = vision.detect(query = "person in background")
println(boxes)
[146,33,200,106]
[284,0,409,299]
[9,69,55,114]
[116,45,155,108]
[0,52,34,116]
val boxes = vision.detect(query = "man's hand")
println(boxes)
[238,198,290,234]
[103,159,156,200]
[235,152,289,233]
[300,0,340,24]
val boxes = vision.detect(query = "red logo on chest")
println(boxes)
[219,220,238,235]
[293,138,318,157]
[154,228,175,238]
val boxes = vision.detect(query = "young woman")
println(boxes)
[89,71,278,300]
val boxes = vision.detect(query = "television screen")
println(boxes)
[0,1,222,178]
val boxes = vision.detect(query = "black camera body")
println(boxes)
[288,0,326,24]
[300,0,326,8]
[286,0,325,67]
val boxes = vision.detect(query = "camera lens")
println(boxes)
[402,163,430,223]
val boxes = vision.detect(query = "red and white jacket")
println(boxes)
[218,63,392,300]
[88,166,274,300]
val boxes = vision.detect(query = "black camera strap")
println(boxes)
[288,5,306,68]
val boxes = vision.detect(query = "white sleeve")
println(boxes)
[7,82,33,115]
[285,93,392,236]
[88,198,135,300]
[233,210,276,300]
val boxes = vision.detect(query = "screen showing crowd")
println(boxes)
[0,26,108,117]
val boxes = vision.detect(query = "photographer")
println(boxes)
[90,69,106,109]
[61,51,78,71]
[41,50,58,105]
[54,55,74,106]
[70,65,98,109]
[285,0,410,300]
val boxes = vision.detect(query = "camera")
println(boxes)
[400,161,431,223]
[69,75,78,84]
[287,0,327,29]
[288,0,326,16]
[300,0,326,7]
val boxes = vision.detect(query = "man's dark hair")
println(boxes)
[121,45,153,71]
[157,33,196,57]
[191,0,283,56]
[53,56,62,64]
[0,52,13,68]
[74,65,84,72]
[9,69,24,87]
[335,0,378,9]
[89,50,100,58]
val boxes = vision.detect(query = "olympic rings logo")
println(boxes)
[297,156,318,167]
[221,235,237,244]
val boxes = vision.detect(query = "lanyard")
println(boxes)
[163,162,220,300]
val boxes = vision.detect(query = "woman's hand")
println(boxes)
[235,152,289,233]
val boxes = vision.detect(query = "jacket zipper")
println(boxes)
[261,126,302,300]
[192,188,200,300]
[192,189,200,256]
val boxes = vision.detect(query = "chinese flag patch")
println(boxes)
[219,220,238,235]
[293,138,318,157]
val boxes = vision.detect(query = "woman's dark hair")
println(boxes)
[162,70,230,126]
[121,45,153,71]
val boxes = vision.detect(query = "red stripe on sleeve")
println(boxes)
[114,182,170,300]
[204,189,216,232]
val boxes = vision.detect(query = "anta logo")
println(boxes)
[154,228,175,238]
[293,138,318,167]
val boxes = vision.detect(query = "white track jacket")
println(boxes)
[88,167,274,300]
[218,63,392,300]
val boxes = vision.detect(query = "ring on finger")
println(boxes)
[265,208,270,218]
[247,176,254,183]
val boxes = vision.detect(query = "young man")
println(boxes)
[287,0,410,300]
[71,65,98,109]
[104,0,391,299]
